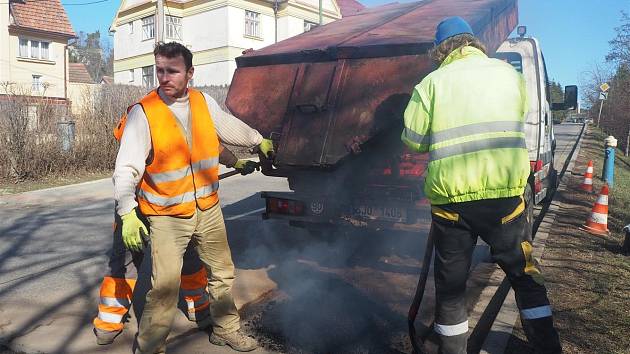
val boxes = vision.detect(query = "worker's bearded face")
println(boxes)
[155,54,194,100]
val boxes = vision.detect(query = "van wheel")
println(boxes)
[524,183,534,235]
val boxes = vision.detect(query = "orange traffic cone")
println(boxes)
[579,160,594,192]
[581,184,610,236]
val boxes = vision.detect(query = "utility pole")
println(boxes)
[156,0,165,43]
[319,0,323,25]
[274,0,278,43]
[596,98,604,127]
[597,82,609,128]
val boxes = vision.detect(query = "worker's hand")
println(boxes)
[258,138,275,159]
[234,160,260,175]
[121,209,148,252]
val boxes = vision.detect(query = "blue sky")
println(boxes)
[64,0,629,87]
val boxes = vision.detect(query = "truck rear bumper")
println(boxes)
[261,191,431,233]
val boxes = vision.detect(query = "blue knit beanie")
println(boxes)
[434,16,474,46]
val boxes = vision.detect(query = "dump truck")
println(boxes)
[225,0,576,235]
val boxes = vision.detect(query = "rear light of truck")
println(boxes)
[266,197,305,216]
[531,160,544,194]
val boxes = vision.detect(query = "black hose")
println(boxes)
[408,226,435,354]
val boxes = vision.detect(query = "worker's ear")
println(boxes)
[187,66,194,82]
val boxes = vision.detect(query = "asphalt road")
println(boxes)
[0,123,583,354]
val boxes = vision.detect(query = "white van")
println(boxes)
[495,27,578,222]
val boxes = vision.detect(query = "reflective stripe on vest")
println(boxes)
[137,89,220,217]
[430,136,527,161]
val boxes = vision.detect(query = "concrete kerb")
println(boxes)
[479,134,583,353]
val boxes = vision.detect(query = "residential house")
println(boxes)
[110,0,361,87]
[67,62,98,114]
[0,0,75,105]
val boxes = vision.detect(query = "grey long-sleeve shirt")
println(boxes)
[113,88,263,215]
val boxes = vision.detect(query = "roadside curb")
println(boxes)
[478,127,584,353]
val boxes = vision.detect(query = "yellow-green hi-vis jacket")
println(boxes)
[402,46,531,205]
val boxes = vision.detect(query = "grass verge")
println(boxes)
[0,170,112,195]
[505,127,630,354]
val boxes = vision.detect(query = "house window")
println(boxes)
[142,65,154,88]
[32,75,43,93]
[128,21,134,34]
[40,42,49,60]
[166,15,182,40]
[304,20,318,32]
[19,38,28,57]
[18,38,50,60]
[244,10,261,38]
[30,40,39,59]
[129,69,134,82]
[142,16,155,40]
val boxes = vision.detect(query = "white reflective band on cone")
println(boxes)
[434,320,469,336]
[587,167,593,173]
[589,212,608,224]
[98,311,124,323]
[596,195,609,205]
[521,305,552,319]
[584,178,592,184]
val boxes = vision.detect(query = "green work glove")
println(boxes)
[121,209,148,252]
[234,160,260,175]
[259,138,275,159]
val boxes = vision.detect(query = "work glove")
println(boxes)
[258,138,275,159]
[121,208,148,252]
[234,160,260,175]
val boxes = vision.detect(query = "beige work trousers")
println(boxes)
[136,203,240,354]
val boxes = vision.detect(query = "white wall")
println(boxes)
[114,16,156,60]
[193,61,235,86]
[185,7,229,52]
[0,4,10,83]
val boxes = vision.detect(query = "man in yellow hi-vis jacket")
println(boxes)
[402,17,561,354]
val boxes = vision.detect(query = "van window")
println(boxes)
[541,53,551,103]
[494,52,523,73]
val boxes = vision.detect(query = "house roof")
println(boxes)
[100,76,114,85]
[69,63,95,84]
[337,0,364,17]
[10,0,76,38]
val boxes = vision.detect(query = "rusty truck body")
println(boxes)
[225,0,574,235]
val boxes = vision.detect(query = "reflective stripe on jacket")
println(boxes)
[137,89,221,217]
[402,46,530,205]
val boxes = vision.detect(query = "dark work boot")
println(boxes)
[521,317,562,354]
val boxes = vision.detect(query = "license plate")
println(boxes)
[352,205,407,222]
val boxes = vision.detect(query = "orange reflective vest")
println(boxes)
[116,89,220,217]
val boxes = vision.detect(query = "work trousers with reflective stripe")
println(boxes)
[136,203,239,354]
[430,196,561,354]
[94,212,209,336]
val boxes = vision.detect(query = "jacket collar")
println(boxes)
[439,46,487,68]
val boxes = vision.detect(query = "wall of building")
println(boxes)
[67,82,99,115]
[3,32,68,98]
[112,0,341,86]
[0,4,10,83]
[193,61,235,86]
